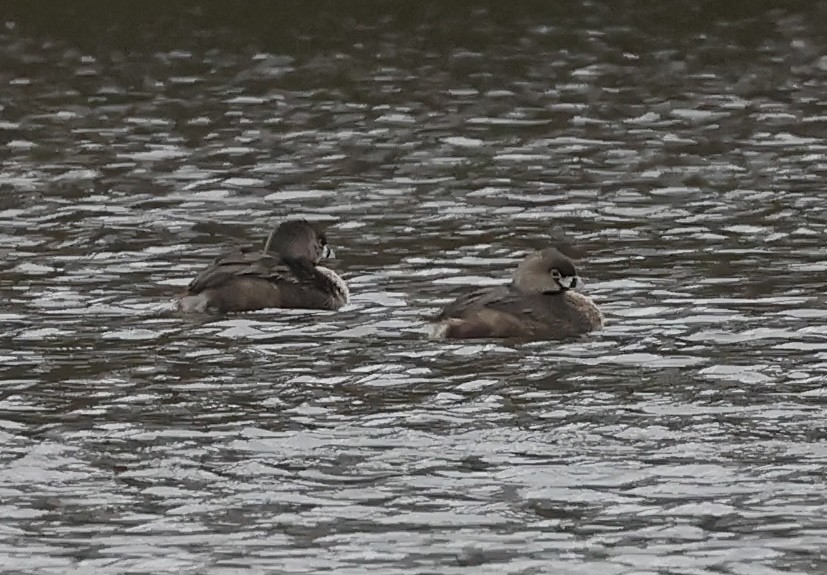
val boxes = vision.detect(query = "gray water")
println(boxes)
[1,3,826,574]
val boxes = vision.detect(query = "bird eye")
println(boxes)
[551,269,562,280]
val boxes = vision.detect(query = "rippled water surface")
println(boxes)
[1,3,826,573]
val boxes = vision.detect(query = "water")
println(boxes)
[1,3,826,573]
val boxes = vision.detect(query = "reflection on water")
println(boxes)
[1,3,826,573]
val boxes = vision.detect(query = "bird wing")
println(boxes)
[436,286,525,320]
[187,250,298,294]
[437,287,589,324]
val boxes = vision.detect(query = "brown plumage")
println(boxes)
[432,248,603,340]
[178,220,349,313]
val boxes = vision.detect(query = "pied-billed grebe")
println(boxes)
[432,248,603,340]
[178,220,349,313]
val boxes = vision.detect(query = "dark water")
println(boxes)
[1,3,826,573]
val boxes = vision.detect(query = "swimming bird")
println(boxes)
[178,220,348,313]
[432,248,602,340]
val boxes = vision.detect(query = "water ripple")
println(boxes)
[1,3,826,574]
